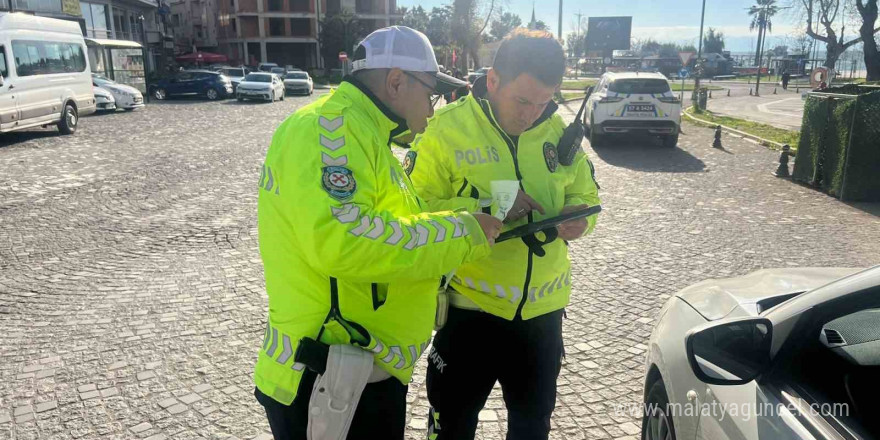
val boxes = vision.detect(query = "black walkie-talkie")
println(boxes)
[557,89,593,166]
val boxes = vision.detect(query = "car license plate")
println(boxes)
[134,97,143,103]
[627,104,655,113]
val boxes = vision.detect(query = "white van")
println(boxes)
[0,13,96,135]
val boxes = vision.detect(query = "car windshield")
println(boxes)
[244,74,272,83]
[285,73,308,80]
[609,79,671,94]
[222,69,243,77]
[93,75,115,87]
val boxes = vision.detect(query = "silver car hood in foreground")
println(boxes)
[677,268,863,321]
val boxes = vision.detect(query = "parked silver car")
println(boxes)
[642,266,880,440]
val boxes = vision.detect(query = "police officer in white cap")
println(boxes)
[253,25,503,440]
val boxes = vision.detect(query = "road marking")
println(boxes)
[757,98,803,118]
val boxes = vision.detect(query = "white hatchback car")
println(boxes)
[92,74,144,111]
[282,71,313,95]
[236,73,284,102]
[642,266,880,440]
[584,72,682,148]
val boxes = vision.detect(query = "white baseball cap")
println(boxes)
[351,26,466,95]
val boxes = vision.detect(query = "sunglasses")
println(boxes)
[403,71,442,107]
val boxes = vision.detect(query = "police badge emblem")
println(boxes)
[322,166,357,200]
[543,142,558,173]
[403,150,417,176]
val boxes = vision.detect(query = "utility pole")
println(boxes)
[756,20,766,96]
[694,0,707,95]
[575,11,584,78]
[558,0,563,40]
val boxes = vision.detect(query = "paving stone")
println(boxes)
[13,406,33,417]
[157,398,178,409]
[80,390,101,401]
[34,401,58,413]
[179,393,201,405]
[166,404,188,415]
[136,371,156,381]
[130,422,152,433]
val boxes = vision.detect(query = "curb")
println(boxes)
[682,108,791,151]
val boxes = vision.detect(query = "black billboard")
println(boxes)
[586,17,633,53]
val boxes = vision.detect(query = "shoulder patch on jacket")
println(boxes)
[543,142,559,173]
[403,151,417,176]
[322,166,357,200]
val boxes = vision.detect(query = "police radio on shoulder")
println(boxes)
[556,88,593,166]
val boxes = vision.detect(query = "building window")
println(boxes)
[268,17,285,36]
[171,14,180,27]
[355,0,371,13]
[289,18,310,37]
[290,0,308,12]
[229,0,233,8]
[326,0,340,14]
[267,0,281,12]
[231,18,237,33]
[80,2,110,38]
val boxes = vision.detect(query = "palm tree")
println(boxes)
[748,0,780,66]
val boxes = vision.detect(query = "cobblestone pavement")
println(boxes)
[1,93,879,440]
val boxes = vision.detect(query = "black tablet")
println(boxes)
[496,205,602,243]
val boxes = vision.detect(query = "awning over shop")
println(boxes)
[175,51,228,63]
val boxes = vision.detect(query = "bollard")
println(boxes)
[773,87,777,94]
[749,88,753,96]
[709,90,713,99]
[727,89,731,97]
[713,125,723,149]
[774,145,792,178]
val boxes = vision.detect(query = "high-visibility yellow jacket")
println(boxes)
[407,76,601,321]
[254,77,492,405]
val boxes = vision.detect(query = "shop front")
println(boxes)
[85,38,147,93]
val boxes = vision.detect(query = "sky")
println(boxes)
[397,0,809,53]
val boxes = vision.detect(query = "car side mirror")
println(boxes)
[686,317,773,386]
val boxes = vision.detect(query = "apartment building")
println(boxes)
[168,0,219,52]
[216,0,400,69]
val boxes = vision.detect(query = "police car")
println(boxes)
[583,72,682,148]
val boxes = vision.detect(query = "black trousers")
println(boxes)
[255,369,408,440]
[426,307,565,440]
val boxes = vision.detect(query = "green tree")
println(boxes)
[534,20,548,31]
[319,10,365,68]
[680,44,698,53]
[427,5,453,46]
[400,5,430,34]
[489,11,522,41]
[566,31,585,57]
[703,27,725,54]
[748,0,780,65]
